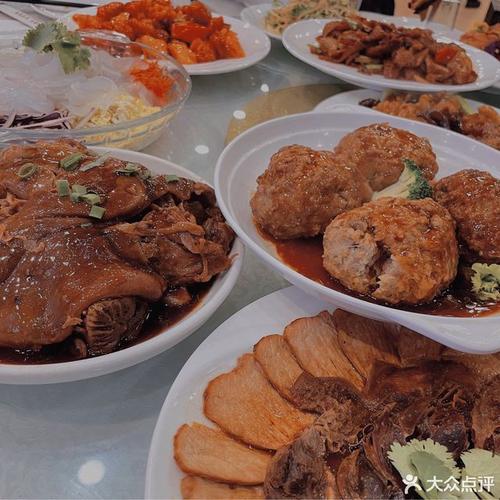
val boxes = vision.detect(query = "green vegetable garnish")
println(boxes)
[71,184,87,195]
[471,263,500,302]
[165,174,180,183]
[89,205,106,219]
[56,179,70,197]
[80,193,101,205]
[80,222,93,228]
[23,22,90,74]
[115,163,151,180]
[372,159,432,201]
[17,162,38,180]
[60,152,84,171]
[80,153,110,172]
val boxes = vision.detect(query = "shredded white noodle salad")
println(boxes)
[265,0,358,35]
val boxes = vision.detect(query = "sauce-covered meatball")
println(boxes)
[251,145,372,239]
[433,169,500,263]
[333,123,439,191]
[323,197,458,305]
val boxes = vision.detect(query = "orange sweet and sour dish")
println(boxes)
[73,0,245,64]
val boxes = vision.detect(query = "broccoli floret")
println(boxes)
[372,159,433,201]
[471,263,500,302]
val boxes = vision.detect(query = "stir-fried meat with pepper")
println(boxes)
[311,15,477,84]
[0,139,234,360]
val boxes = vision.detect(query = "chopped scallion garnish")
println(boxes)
[165,174,180,182]
[60,152,84,171]
[81,193,101,205]
[56,179,70,197]
[71,184,87,195]
[80,153,110,172]
[17,162,38,180]
[89,205,106,219]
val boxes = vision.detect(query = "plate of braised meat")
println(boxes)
[282,15,500,92]
[215,110,500,353]
[0,139,242,384]
[315,89,500,151]
[146,286,500,499]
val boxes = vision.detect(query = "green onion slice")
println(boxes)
[60,152,84,171]
[89,205,106,219]
[165,174,180,182]
[80,153,110,172]
[17,162,38,180]
[56,179,70,197]
[71,184,87,195]
[81,193,101,205]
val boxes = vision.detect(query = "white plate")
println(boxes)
[0,147,243,385]
[214,110,500,354]
[240,7,461,43]
[282,19,500,92]
[145,286,332,499]
[314,89,500,113]
[61,8,271,75]
[241,3,281,41]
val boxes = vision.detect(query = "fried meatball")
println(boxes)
[433,169,500,263]
[251,145,372,239]
[333,123,439,191]
[323,197,458,305]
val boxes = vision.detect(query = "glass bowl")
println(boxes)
[0,30,191,151]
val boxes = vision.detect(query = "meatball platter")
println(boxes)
[0,139,243,384]
[215,109,500,353]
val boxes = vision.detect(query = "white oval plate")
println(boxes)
[61,9,271,75]
[145,286,331,499]
[214,110,500,354]
[282,19,500,92]
[314,89,500,114]
[0,147,243,384]
[240,6,460,43]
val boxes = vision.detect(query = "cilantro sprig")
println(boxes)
[23,22,90,74]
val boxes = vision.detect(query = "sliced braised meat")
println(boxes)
[336,450,403,499]
[290,372,367,415]
[472,375,500,453]
[264,427,328,499]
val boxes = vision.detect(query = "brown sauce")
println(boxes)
[0,282,211,365]
[261,229,499,318]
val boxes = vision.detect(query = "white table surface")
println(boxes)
[0,3,499,498]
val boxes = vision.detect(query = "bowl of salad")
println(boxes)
[0,22,191,150]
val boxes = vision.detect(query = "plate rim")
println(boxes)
[282,18,500,92]
[0,146,244,384]
[60,9,271,75]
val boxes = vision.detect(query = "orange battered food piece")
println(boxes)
[129,61,173,102]
[73,0,245,64]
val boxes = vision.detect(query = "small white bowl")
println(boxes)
[0,147,243,384]
[214,110,500,354]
